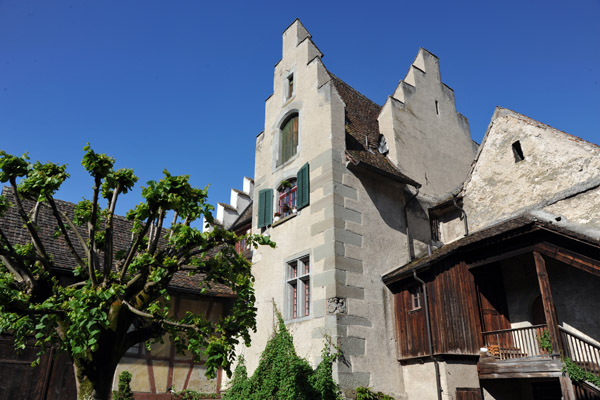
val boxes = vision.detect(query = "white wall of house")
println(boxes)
[240,20,476,399]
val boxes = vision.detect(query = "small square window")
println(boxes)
[287,256,310,319]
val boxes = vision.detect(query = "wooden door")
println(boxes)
[476,267,511,348]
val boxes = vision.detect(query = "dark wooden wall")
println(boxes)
[394,261,482,359]
[0,335,76,400]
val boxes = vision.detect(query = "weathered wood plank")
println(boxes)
[477,356,563,379]
[533,251,562,354]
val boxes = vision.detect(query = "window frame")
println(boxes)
[277,114,299,167]
[278,178,297,218]
[408,285,422,312]
[286,73,295,100]
[286,255,311,320]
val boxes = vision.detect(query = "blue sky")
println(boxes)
[1,0,599,217]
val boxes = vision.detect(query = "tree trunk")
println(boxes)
[73,346,122,400]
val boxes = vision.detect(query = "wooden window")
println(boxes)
[257,188,273,228]
[409,285,422,311]
[287,256,310,319]
[278,115,299,166]
[287,74,294,99]
[278,179,297,217]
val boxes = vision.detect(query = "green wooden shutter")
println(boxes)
[257,188,273,228]
[296,163,310,210]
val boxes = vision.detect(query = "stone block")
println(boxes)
[339,336,366,356]
[310,217,344,236]
[313,269,338,287]
[338,372,370,388]
[323,256,363,273]
[314,241,344,261]
[337,314,372,327]
[345,244,363,260]
[312,298,326,318]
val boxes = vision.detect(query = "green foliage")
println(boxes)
[537,330,553,353]
[356,386,395,400]
[0,146,275,399]
[112,371,134,400]
[175,389,220,399]
[222,312,342,400]
[563,357,600,387]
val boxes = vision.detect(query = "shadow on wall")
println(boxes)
[354,169,431,256]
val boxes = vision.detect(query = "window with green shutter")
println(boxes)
[257,188,273,228]
[278,115,298,166]
[296,163,309,210]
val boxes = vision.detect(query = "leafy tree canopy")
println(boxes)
[0,146,273,400]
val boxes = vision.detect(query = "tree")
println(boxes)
[0,146,272,400]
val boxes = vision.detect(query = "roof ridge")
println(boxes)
[327,71,382,109]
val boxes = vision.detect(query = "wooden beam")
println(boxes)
[467,246,535,269]
[533,251,562,355]
[535,242,600,278]
[559,375,576,400]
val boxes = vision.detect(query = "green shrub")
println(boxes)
[563,357,600,387]
[537,330,553,353]
[112,371,134,400]
[356,386,395,400]
[222,312,342,400]
[174,390,219,399]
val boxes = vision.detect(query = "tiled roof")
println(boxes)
[329,75,420,187]
[0,187,234,297]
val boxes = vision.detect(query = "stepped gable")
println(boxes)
[0,187,234,297]
[330,74,420,187]
[230,202,252,231]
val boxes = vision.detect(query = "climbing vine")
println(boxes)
[563,357,600,387]
[222,311,342,400]
[537,330,553,353]
[356,386,395,400]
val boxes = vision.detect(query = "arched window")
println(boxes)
[278,114,298,166]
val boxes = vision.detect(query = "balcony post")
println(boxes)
[533,251,574,400]
[533,251,561,353]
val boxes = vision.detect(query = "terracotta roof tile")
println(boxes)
[329,75,420,187]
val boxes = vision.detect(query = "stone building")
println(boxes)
[241,19,476,399]
[238,19,600,400]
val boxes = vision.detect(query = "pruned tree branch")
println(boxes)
[9,179,51,269]
[122,300,198,331]
[45,195,87,271]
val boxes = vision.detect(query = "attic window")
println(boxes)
[378,134,389,155]
[512,140,525,162]
[286,74,294,100]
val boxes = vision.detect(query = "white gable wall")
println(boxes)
[462,107,600,233]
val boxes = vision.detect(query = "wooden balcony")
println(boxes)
[478,325,563,379]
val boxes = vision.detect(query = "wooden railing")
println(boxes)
[482,324,550,360]
[560,326,600,380]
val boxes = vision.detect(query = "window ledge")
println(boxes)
[272,212,297,227]
[285,315,312,324]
